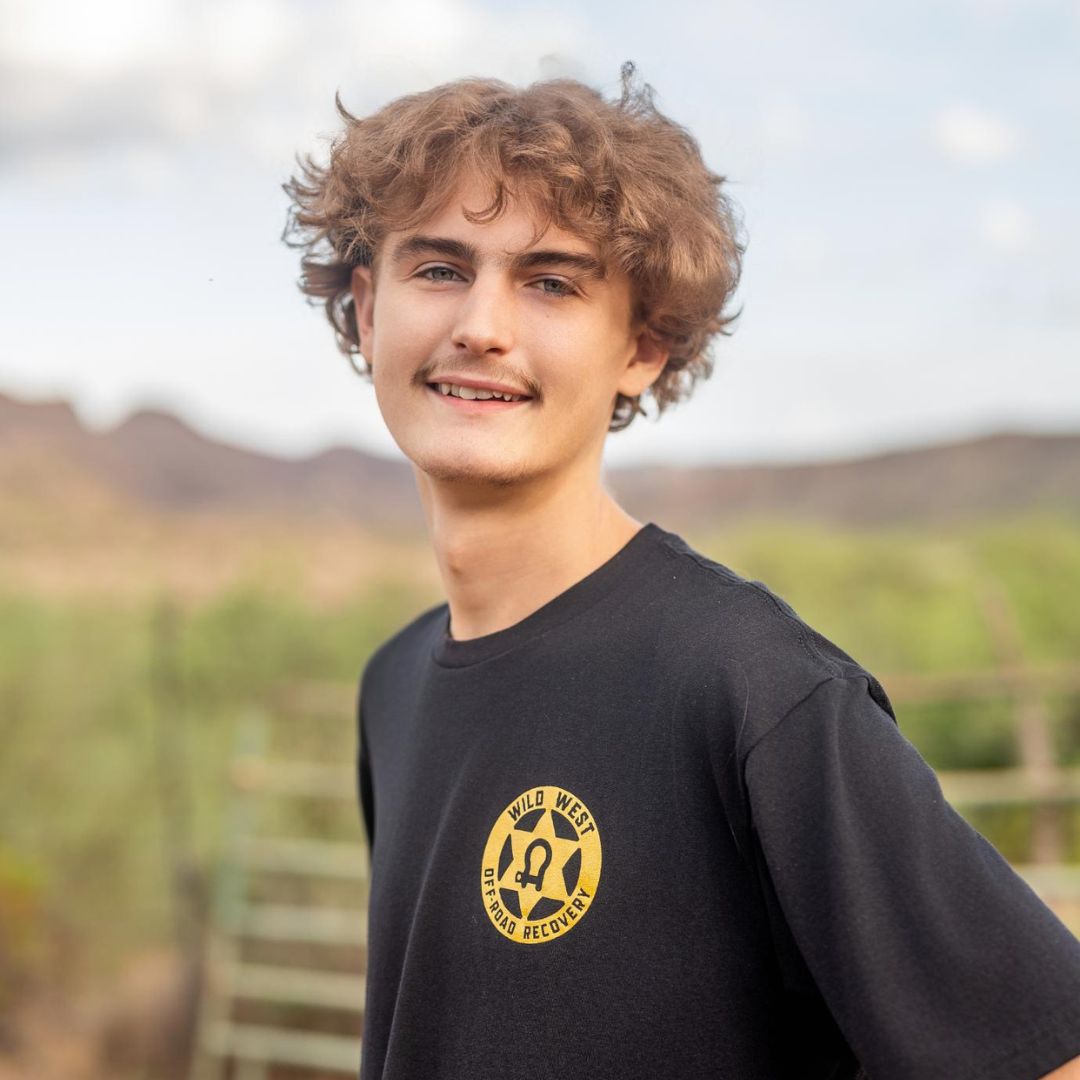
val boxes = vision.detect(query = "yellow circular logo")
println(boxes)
[481,785,601,944]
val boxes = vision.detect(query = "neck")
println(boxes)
[413,460,643,642]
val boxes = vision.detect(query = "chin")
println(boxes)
[410,447,538,489]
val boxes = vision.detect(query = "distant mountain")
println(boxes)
[2,390,1078,533]
[611,431,1080,529]
[0,393,419,529]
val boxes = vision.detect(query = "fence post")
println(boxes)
[975,576,1063,863]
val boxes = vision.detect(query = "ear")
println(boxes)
[617,325,670,399]
[350,265,376,363]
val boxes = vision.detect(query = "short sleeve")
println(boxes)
[744,673,1080,1080]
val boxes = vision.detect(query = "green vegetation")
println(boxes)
[0,574,428,996]
[691,513,1080,772]
[1,513,1079,995]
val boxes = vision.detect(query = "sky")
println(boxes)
[1,0,1078,468]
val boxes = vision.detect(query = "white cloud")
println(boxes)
[0,0,589,178]
[199,0,300,88]
[979,197,1035,252]
[0,0,179,76]
[931,102,1023,165]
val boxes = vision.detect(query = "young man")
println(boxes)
[284,65,1080,1079]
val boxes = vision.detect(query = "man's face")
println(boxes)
[350,172,668,489]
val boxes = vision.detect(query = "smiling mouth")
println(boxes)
[425,383,534,410]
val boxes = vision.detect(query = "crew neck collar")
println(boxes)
[430,521,665,669]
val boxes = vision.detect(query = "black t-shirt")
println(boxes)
[356,521,1080,1079]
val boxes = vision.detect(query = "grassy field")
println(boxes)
[2,511,1079,1010]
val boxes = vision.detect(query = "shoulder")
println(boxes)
[648,525,896,740]
[358,600,446,712]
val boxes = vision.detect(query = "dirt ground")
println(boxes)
[0,496,440,609]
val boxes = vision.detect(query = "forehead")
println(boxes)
[386,172,600,259]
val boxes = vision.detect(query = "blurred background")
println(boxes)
[2,1,1079,1077]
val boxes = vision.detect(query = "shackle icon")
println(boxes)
[514,838,553,891]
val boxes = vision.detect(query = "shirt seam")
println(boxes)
[656,534,844,680]
[739,672,844,770]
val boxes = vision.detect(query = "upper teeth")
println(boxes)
[436,383,526,402]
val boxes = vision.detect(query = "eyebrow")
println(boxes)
[388,234,607,282]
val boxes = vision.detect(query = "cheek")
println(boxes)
[371,323,432,397]
[373,291,442,356]
[556,331,631,407]
[527,320,617,400]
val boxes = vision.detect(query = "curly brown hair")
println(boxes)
[281,61,746,432]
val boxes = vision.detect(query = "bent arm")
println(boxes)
[743,674,1080,1079]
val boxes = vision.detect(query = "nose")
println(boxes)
[449,272,515,357]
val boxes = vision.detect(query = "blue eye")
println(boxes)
[415,266,577,297]
[536,277,577,297]
[417,266,463,283]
